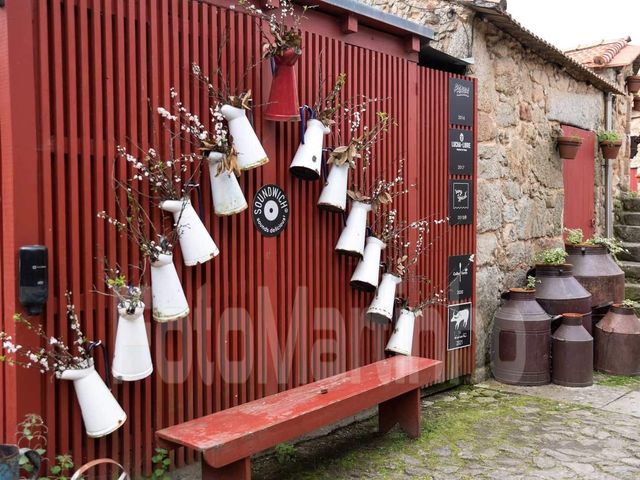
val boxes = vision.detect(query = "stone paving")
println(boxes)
[247,374,640,480]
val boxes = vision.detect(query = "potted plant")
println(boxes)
[366,217,444,324]
[102,267,153,382]
[335,159,405,258]
[289,73,346,180]
[386,285,450,356]
[240,0,309,121]
[163,89,248,216]
[627,75,640,94]
[535,247,568,266]
[598,131,623,160]
[118,141,219,266]
[0,293,126,438]
[99,183,190,323]
[556,134,583,160]
[318,110,391,211]
[192,64,268,171]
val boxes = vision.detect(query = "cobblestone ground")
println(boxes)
[249,375,640,480]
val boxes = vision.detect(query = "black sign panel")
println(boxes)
[448,180,473,225]
[448,254,473,301]
[448,303,472,351]
[449,128,473,175]
[449,78,474,126]
[252,184,290,237]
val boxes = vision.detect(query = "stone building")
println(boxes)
[566,38,640,192]
[362,0,633,377]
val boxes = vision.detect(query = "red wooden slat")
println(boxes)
[2,0,477,472]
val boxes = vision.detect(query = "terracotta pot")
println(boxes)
[557,136,582,159]
[634,96,640,112]
[264,48,301,121]
[595,304,640,375]
[627,75,640,94]
[599,140,622,160]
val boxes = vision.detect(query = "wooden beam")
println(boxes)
[405,34,420,53]
[341,13,358,34]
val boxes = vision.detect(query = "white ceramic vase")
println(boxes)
[207,151,248,216]
[112,302,153,381]
[350,236,385,292]
[318,163,350,212]
[150,253,189,322]
[159,198,219,266]
[220,104,268,171]
[335,201,372,258]
[290,119,330,180]
[386,308,416,356]
[366,273,402,324]
[57,361,127,438]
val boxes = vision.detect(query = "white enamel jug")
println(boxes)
[159,198,219,266]
[220,105,268,171]
[207,152,248,216]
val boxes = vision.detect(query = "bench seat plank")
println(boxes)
[157,356,442,468]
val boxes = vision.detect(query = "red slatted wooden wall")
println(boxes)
[0,0,476,474]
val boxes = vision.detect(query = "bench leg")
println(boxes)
[378,388,421,438]
[201,457,251,480]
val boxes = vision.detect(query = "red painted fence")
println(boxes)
[0,0,476,474]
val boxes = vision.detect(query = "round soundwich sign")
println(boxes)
[252,184,290,237]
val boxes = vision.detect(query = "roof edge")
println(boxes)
[459,0,625,95]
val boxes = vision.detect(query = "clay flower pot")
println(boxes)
[599,140,622,160]
[264,48,301,121]
[627,75,640,94]
[557,136,582,160]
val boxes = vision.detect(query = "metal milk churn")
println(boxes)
[594,304,640,375]
[551,313,593,387]
[491,288,552,385]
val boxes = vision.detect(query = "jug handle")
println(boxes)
[321,147,332,181]
[18,448,41,480]
[87,340,111,389]
[71,459,129,480]
[298,105,312,143]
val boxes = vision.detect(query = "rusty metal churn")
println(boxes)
[565,244,624,308]
[551,313,593,387]
[491,288,551,385]
[594,304,640,375]
[535,264,593,335]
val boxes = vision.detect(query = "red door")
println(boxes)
[563,125,596,237]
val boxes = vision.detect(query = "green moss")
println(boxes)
[595,373,640,388]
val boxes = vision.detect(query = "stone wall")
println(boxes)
[360,0,629,376]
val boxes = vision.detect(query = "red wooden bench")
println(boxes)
[156,356,442,480]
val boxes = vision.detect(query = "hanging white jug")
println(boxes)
[150,253,189,322]
[290,119,330,180]
[366,273,402,324]
[386,308,416,356]
[350,236,385,292]
[57,360,126,438]
[207,152,248,216]
[220,105,268,171]
[335,201,371,258]
[159,197,219,266]
[317,163,350,212]
[112,301,153,382]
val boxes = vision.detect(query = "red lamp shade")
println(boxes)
[264,48,301,122]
